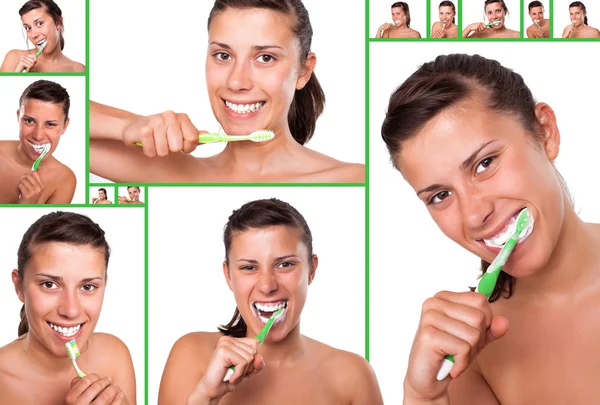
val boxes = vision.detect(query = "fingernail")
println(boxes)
[107,377,112,383]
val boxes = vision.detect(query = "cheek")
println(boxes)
[432,209,465,244]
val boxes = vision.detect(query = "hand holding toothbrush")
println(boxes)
[404,291,509,403]
[65,374,129,405]
[15,54,38,73]
[188,336,264,404]
[16,171,44,204]
[463,22,488,37]
[376,23,391,38]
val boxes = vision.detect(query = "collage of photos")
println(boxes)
[0,0,598,404]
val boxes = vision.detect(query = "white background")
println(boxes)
[89,0,365,183]
[0,0,86,68]
[117,186,145,204]
[369,42,600,403]
[431,0,459,34]
[0,207,145,403]
[370,0,427,38]
[0,76,86,203]
[554,0,599,37]
[463,0,520,33]
[148,187,365,404]
[90,186,114,204]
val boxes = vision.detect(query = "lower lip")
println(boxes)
[224,102,264,120]
[48,323,84,342]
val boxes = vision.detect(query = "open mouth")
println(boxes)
[47,321,83,338]
[224,100,265,115]
[37,38,47,47]
[480,209,534,249]
[251,300,288,325]
[28,141,50,155]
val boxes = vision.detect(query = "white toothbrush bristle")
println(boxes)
[249,130,274,142]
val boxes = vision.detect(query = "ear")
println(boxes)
[11,270,24,303]
[534,103,560,161]
[296,53,316,91]
[16,109,20,122]
[222,261,233,292]
[61,117,70,134]
[308,254,318,285]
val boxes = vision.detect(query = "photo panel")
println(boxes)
[368,41,600,403]
[148,186,366,403]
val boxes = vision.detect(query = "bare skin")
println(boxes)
[93,198,113,205]
[431,21,458,39]
[399,98,600,404]
[0,140,75,204]
[526,19,550,38]
[160,331,381,405]
[562,23,600,38]
[379,24,421,38]
[0,333,136,405]
[90,102,364,183]
[463,22,520,38]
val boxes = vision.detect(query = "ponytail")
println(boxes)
[218,308,247,337]
[18,304,28,337]
[288,73,325,145]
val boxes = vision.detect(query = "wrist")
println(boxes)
[186,382,221,405]
[403,382,449,405]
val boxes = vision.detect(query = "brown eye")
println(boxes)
[475,156,495,174]
[429,190,453,205]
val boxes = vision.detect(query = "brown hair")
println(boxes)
[528,1,544,11]
[570,2,588,25]
[219,198,313,337]
[208,0,325,145]
[19,79,70,122]
[381,54,550,301]
[19,0,65,51]
[439,1,456,24]
[16,212,110,336]
[391,2,412,27]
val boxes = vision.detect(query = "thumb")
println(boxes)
[70,376,80,388]
[486,315,509,344]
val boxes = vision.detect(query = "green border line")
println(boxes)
[144,187,149,405]
[365,0,370,363]
[88,182,365,188]
[459,0,463,38]
[427,0,432,38]
[550,0,554,38]
[521,0,525,38]
[85,0,90,204]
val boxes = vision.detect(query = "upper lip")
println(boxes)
[252,299,288,305]
[224,99,264,104]
[475,208,524,241]
[47,321,84,327]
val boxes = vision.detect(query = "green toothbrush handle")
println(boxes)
[134,132,223,146]
[21,47,43,72]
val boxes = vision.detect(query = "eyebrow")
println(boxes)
[416,140,498,197]
[209,42,283,51]
[35,273,103,283]
[236,254,300,264]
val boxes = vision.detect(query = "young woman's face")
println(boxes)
[485,2,507,28]
[391,7,406,26]
[206,8,313,137]
[569,6,585,26]
[21,8,60,53]
[529,6,544,24]
[224,225,316,343]
[17,99,69,162]
[12,243,107,357]
[439,6,455,25]
[396,97,564,278]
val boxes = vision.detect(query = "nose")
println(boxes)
[458,185,495,232]
[57,290,81,319]
[256,269,278,295]
[227,59,253,92]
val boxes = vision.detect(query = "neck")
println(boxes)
[218,125,303,175]
[257,322,307,366]
[15,142,35,166]
[19,332,76,376]
[37,43,64,63]
[517,196,600,302]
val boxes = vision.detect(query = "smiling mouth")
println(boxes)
[47,322,83,338]
[37,38,47,47]
[224,100,265,115]
[480,209,535,249]
[251,300,288,324]
[28,141,50,155]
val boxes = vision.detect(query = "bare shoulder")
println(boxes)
[307,339,383,404]
[508,29,521,38]
[0,50,24,71]
[0,340,21,373]
[169,331,220,361]
[64,55,86,72]
[410,28,422,38]
[88,333,133,364]
[302,148,365,182]
[591,28,600,38]
[526,24,535,37]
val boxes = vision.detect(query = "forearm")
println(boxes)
[186,391,220,405]
[90,101,139,141]
[462,27,472,37]
[403,384,449,405]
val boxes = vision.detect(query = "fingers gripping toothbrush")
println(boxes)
[436,208,532,381]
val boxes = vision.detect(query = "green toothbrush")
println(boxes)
[223,307,285,382]
[135,129,274,147]
[65,339,87,378]
[486,20,502,27]
[31,144,50,171]
[436,208,531,381]
[22,41,46,72]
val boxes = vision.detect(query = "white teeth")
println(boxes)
[483,211,535,248]
[28,141,50,154]
[48,322,81,337]
[253,301,287,312]
[225,100,265,114]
